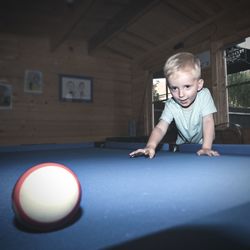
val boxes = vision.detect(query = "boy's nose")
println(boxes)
[178,89,184,98]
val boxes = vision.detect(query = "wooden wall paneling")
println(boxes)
[0,34,133,146]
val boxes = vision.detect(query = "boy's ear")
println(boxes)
[197,79,204,91]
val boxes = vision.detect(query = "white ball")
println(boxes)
[12,162,82,230]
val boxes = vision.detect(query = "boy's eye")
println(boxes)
[185,85,191,89]
[170,86,177,91]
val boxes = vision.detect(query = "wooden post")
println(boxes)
[211,41,229,125]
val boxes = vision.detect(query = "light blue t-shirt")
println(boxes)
[160,88,217,145]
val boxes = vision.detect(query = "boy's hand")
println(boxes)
[197,148,220,156]
[129,147,155,159]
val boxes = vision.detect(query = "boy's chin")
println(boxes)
[178,100,194,108]
[173,98,194,108]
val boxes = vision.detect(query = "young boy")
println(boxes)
[130,52,219,158]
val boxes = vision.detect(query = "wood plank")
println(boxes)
[135,9,226,69]
[50,0,95,52]
[88,0,160,53]
[211,41,228,125]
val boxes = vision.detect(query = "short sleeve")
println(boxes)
[199,88,217,117]
[160,99,175,124]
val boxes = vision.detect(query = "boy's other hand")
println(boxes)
[197,148,220,156]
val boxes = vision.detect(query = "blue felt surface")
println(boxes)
[0,142,94,153]
[179,143,250,156]
[0,145,250,250]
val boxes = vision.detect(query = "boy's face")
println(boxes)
[168,69,203,108]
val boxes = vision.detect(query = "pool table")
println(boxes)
[0,142,250,250]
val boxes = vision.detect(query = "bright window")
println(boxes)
[152,78,171,102]
[225,36,250,128]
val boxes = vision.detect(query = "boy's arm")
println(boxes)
[197,114,219,156]
[129,120,169,158]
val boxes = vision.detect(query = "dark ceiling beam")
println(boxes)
[50,0,96,52]
[87,0,161,54]
[104,45,134,60]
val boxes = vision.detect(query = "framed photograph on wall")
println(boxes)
[59,74,93,102]
[0,82,12,109]
[24,70,43,94]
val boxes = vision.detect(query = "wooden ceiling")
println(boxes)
[0,0,249,61]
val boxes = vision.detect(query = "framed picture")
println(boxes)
[24,70,43,94]
[0,82,12,109]
[59,74,93,102]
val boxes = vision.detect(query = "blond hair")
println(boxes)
[163,52,201,80]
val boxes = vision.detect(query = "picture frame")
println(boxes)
[24,70,43,94]
[0,82,12,110]
[59,74,93,102]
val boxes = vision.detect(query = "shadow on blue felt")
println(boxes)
[107,224,249,250]
[107,202,250,250]
[13,207,84,233]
